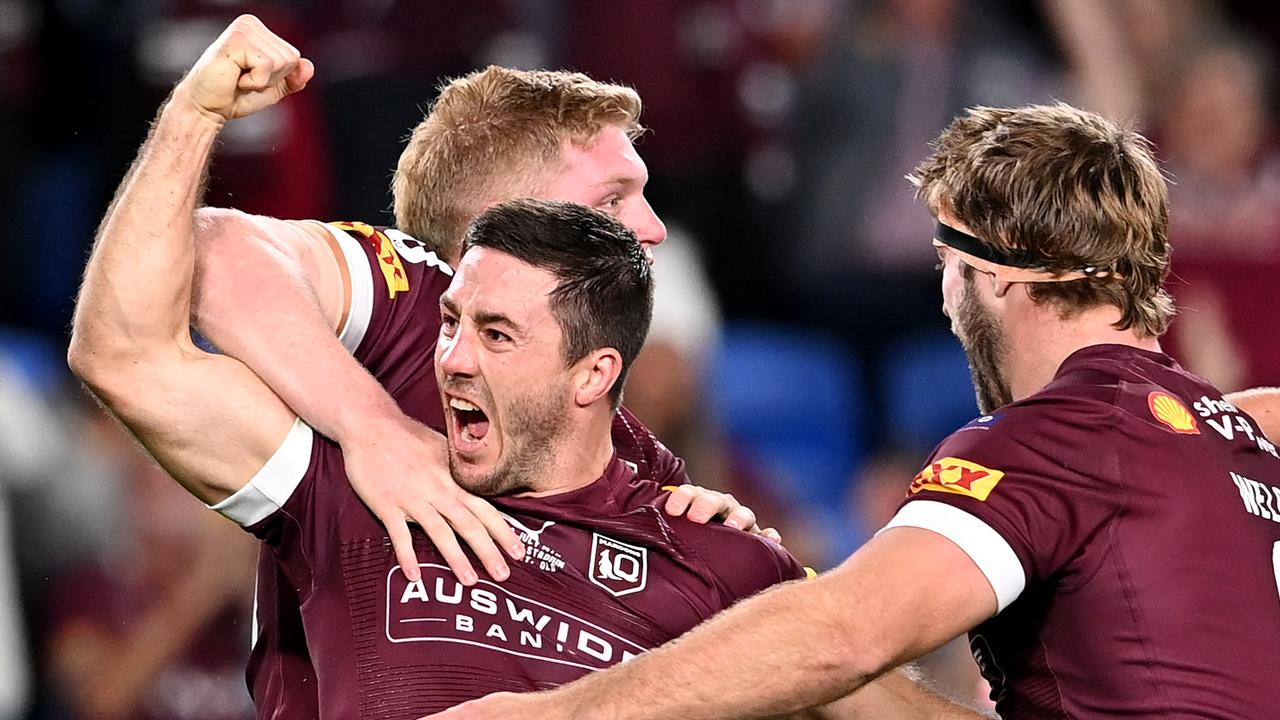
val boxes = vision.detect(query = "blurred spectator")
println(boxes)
[45,414,256,720]
[624,230,830,566]
[0,357,45,720]
[1156,32,1280,390]
[781,0,1054,441]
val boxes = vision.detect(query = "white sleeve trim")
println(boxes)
[209,419,315,526]
[318,222,374,354]
[878,500,1026,612]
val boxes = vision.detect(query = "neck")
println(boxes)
[518,409,616,497]
[1004,305,1161,403]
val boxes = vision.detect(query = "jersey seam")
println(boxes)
[1039,388,1123,720]
[1107,380,1176,718]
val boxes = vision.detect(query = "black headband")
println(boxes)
[935,221,1114,278]
[934,222,1041,269]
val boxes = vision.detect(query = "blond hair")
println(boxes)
[392,66,643,261]
[910,103,1175,337]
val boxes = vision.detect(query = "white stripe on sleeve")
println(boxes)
[320,223,375,354]
[208,419,315,526]
[879,500,1026,612]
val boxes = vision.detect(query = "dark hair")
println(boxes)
[463,199,653,407]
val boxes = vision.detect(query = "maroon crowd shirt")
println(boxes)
[214,223,796,718]
[884,344,1280,719]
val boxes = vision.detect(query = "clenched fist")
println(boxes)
[173,14,313,124]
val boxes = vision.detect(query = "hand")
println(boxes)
[343,416,524,585]
[172,14,314,124]
[663,484,783,544]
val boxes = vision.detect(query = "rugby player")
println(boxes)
[430,105,1280,719]
[181,18,764,718]
[69,19,988,719]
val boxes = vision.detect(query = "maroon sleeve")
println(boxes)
[612,406,690,486]
[234,436,352,604]
[896,395,1121,585]
[329,222,453,377]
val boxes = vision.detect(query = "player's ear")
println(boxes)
[572,348,622,408]
[991,277,1016,298]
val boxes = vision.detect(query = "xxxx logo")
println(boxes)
[331,221,410,299]
[909,457,1004,501]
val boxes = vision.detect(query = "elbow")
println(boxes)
[67,329,123,393]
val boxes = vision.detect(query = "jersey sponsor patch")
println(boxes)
[589,534,648,597]
[387,563,646,670]
[1148,391,1200,435]
[332,221,410,299]
[909,457,1005,501]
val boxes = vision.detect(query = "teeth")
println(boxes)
[449,398,480,412]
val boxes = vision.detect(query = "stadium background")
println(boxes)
[0,0,1278,717]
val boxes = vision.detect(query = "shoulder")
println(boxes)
[664,513,808,600]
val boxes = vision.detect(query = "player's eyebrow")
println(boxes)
[598,173,644,189]
[474,309,522,333]
[440,294,459,315]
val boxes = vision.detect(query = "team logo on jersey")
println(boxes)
[589,533,648,597]
[908,457,1004,501]
[1148,391,1199,435]
[332,221,410,299]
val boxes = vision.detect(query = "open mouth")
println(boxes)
[448,397,491,454]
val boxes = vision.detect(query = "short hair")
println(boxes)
[393,66,644,262]
[910,103,1176,337]
[463,199,653,408]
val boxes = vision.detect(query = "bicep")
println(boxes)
[87,347,297,505]
[822,526,997,674]
[192,210,351,339]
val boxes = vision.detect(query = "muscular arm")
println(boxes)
[808,669,990,720]
[191,208,406,445]
[68,18,308,504]
[432,527,996,720]
[1225,388,1280,439]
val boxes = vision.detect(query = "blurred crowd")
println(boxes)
[1,0,1278,717]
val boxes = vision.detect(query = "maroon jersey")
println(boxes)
[239,222,692,718]
[884,344,1280,719]
[219,426,800,718]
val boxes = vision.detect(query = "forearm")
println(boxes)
[1225,387,1280,439]
[192,210,406,441]
[557,574,874,720]
[814,669,991,720]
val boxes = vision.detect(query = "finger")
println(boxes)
[385,516,421,582]
[464,495,525,561]
[285,58,315,94]
[437,500,510,581]
[687,491,728,524]
[722,505,757,531]
[417,510,478,585]
[761,527,782,544]
[236,50,279,91]
[662,484,698,516]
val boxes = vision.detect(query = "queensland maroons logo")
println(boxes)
[1148,392,1199,435]
[589,534,648,597]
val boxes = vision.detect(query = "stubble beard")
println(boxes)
[956,275,1013,415]
[448,381,570,497]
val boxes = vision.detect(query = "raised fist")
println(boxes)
[174,14,314,123]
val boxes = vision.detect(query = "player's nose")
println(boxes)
[630,196,667,252]
[438,331,480,377]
